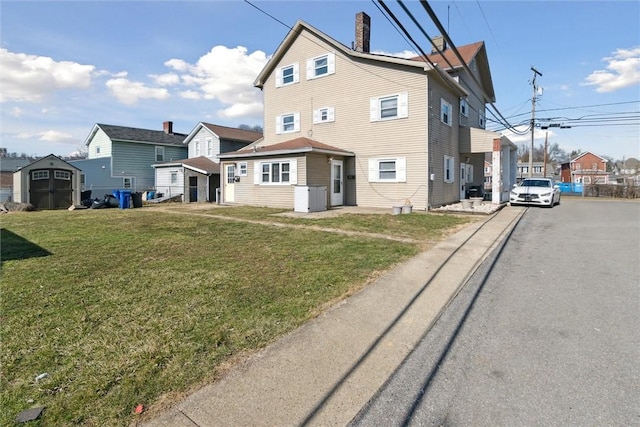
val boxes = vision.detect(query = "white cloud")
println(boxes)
[150,73,180,86]
[10,107,24,117]
[217,101,263,120]
[165,45,268,118]
[16,130,75,142]
[105,78,170,105]
[0,48,95,103]
[583,47,640,92]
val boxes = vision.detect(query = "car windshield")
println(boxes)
[520,179,551,188]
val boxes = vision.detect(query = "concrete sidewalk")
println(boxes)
[143,206,526,427]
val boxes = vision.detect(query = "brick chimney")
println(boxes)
[354,12,370,53]
[163,121,173,134]
[431,35,447,53]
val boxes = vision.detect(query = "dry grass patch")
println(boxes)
[1,206,469,426]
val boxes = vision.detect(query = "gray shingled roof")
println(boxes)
[201,123,262,143]
[97,124,187,146]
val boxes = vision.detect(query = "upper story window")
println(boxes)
[206,138,213,157]
[592,162,598,170]
[96,146,101,154]
[155,146,165,162]
[479,108,485,128]
[276,63,299,87]
[306,53,335,80]
[276,112,300,134]
[313,107,335,124]
[195,140,200,156]
[460,99,469,117]
[370,92,408,122]
[441,99,452,126]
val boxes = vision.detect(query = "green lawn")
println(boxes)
[1,206,469,426]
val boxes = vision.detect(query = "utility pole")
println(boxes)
[543,131,548,178]
[529,66,542,178]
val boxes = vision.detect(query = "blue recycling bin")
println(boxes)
[113,190,131,208]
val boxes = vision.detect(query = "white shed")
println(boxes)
[13,154,83,209]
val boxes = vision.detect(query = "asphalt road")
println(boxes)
[350,198,640,426]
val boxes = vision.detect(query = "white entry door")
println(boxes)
[330,160,343,206]
[460,162,466,199]
[224,164,235,203]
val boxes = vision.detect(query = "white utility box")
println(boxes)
[294,185,327,213]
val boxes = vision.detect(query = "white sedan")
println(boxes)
[510,178,561,207]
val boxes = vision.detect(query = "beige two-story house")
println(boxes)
[218,13,515,211]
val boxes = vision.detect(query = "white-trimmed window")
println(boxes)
[32,170,49,180]
[238,162,248,176]
[370,92,408,122]
[195,140,200,156]
[460,99,469,117]
[479,108,485,128]
[54,170,71,180]
[466,164,473,183]
[155,146,165,162]
[254,159,297,185]
[441,99,452,126]
[170,171,178,184]
[123,177,134,189]
[368,157,407,183]
[313,107,335,124]
[96,146,101,154]
[276,112,300,134]
[444,155,454,183]
[276,63,299,87]
[206,138,213,157]
[307,53,335,79]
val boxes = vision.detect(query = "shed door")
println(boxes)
[29,169,73,209]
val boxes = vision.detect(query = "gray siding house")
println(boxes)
[70,121,187,198]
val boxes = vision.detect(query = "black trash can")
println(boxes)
[131,192,143,208]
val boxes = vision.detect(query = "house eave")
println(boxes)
[219,147,354,160]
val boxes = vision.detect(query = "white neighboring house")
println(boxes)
[153,123,262,202]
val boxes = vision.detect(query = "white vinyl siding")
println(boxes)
[306,53,335,79]
[275,112,300,134]
[368,157,406,183]
[370,92,408,122]
[313,107,335,124]
[253,158,298,185]
[444,155,454,183]
[276,63,300,87]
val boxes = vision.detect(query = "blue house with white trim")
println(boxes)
[70,121,187,197]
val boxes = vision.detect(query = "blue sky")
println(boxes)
[1,0,639,161]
